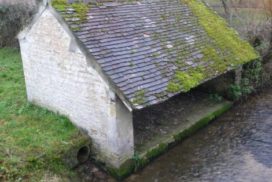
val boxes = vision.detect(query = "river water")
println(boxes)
[125,88,272,182]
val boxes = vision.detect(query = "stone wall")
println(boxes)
[19,8,133,168]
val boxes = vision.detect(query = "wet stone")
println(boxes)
[126,87,272,182]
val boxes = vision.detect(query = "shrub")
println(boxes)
[0,2,38,47]
[228,60,263,100]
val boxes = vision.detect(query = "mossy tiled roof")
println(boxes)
[53,0,258,109]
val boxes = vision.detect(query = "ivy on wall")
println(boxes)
[228,60,263,100]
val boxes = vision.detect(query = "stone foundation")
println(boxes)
[105,92,232,179]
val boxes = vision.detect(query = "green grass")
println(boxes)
[0,48,85,181]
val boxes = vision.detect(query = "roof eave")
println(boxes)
[48,6,134,112]
[133,57,259,110]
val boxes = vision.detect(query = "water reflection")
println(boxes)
[126,88,272,182]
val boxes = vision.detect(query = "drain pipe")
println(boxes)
[63,139,92,169]
[77,145,91,164]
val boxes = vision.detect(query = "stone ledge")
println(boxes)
[93,101,233,180]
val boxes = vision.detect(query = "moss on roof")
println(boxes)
[51,0,259,109]
[52,0,90,23]
[167,0,259,93]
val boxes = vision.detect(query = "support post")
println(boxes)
[235,66,243,85]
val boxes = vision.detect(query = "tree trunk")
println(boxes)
[221,0,230,17]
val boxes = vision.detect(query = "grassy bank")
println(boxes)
[0,48,84,181]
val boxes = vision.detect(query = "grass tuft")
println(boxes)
[0,48,84,181]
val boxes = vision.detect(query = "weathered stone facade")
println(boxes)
[17,1,258,176]
[19,9,134,168]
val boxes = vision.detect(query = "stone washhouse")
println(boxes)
[18,0,258,177]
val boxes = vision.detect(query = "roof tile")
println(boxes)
[54,0,258,109]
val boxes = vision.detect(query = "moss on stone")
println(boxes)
[183,0,258,64]
[102,102,233,180]
[103,143,169,180]
[51,0,68,11]
[212,101,232,117]
[167,0,259,94]
[202,46,228,73]
[71,3,89,21]
[167,69,204,93]
[52,0,90,23]
[132,89,146,106]
[174,114,214,141]
[145,143,168,160]
[107,143,169,179]
[107,160,136,180]
[71,26,81,31]
[173,102,232,141]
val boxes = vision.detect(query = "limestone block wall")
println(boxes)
[19,8,133,168]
